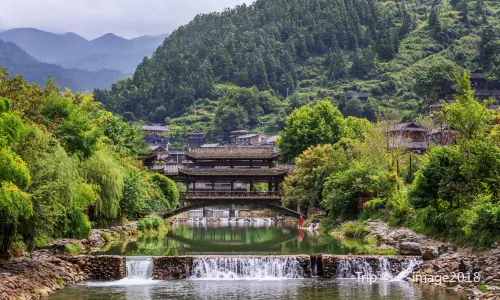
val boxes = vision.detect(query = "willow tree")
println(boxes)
[83,149,124,219]
[0,98,33,252]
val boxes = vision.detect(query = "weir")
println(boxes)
[150,255,422,280]
[125,256,154,280]
[190,257,304,279]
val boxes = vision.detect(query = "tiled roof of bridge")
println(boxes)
[186,147,279,159]
[178,168,288,176]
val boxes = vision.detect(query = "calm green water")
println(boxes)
[94,220,360,256]
[51,279,466,300]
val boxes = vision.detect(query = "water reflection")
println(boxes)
[95,220,361,256]
[50,279,467,300]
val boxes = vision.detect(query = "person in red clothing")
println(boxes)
[299,216,304,228]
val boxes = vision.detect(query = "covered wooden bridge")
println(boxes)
[154,147,302,218]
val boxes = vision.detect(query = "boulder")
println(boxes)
[399,242,422,256]
[422,246,440,260]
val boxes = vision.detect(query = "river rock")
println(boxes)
[421,246,440,260]
[399,242,422,256]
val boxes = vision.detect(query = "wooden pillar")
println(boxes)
[268,182,272,192]
[192,178,196,192]
[275,181,279,192]
[231,179,234,197]
[211,179,215,191]
[250,181,254,192]
[229,204,235,217]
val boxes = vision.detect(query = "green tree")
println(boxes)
[414,60,461,104]
[322,161,396,223]
[443,71,493,142]
[150,173,180,210]
[83,149,124,219]
[282,144,348,213]
[362,99,378,122]
[277,100,346,162]
[345,97,363,118]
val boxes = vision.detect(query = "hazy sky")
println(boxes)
[0,0,252,39]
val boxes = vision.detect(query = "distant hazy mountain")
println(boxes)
[0,39,123,92]
[0,28,167,74]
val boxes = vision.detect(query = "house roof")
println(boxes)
[470,73,486,79]
[346,92,371,98]
[149,145,166,151]
[178,168,288,177]
[186,147,279,160]
[230,130,250,134]
[187,131,205,137]
[266,135,278,143]
[389,123,427,132]
[201,143,220,148]
[141,125,169,131]
[475,90,500,96]
[237,134,260,139]
[169,151,185,155]
[429,104,443,108]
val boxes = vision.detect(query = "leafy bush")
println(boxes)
[137,216,164,231]
[322,161,397,223]
[341,221,372,239]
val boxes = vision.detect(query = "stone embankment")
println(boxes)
[0,223,135,300]
[0,249,125,300]
[366,219,500,300]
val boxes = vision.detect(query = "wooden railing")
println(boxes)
[180,191,281,200]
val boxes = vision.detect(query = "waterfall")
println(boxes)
[126,256,153,280]
[393,258,421,281]
[336,258,372,278]
[378,258,393,280]
[335,257,422,281]
[190,257,304,279]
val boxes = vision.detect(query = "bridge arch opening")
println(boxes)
[163,200,304,219]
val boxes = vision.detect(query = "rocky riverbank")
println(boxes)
[86,222,137,251]
[0,250,85,299]
[365,219,500,300]
[0,223,136,300]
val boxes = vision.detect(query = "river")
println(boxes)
[50,219,467,299]
[94,219,362,256]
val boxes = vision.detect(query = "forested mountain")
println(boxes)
[95,0,500,139]
[0,28,167,74]
[0,39,123,92]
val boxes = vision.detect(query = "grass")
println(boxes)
[329,220,397,255]
[341,221,372,239]
[56,277,66,286]
[99,231,112,243]
[63,243,81,254]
